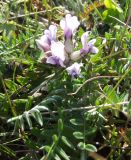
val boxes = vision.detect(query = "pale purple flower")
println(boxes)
[60,14,80,39]
[36,35,50,52]
[44,25,57,42]
[36,25,57,52]
[66,62,83,78]
[46,42,66,67]
[80,32,99,55]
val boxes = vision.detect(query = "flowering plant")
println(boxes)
[36,14,99,78]
[3,1,130,160]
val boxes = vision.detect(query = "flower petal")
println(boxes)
[49,25,57,41]
[58,59,66,67]
[51,42,65,61]
[36,35,50,52]
[46,56,65,67]
[88,39,96,45]
[36,25,57,53]
[60,19,66,30]
[46,56,56,65]
[66,14,80,33]
[44,25,57,43]
[66,62,83,78]
[90,46,99,54]
[81,31,91,49]
[44,29,50,37]
[60,14,80,39]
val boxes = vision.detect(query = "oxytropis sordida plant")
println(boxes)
[36,14,98,78]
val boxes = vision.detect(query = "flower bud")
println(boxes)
[70,50,81,61]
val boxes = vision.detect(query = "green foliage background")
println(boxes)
[0,0,131,159]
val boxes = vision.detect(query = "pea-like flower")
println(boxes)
[36,25,57,52]
[80,31,99,55]
[60,14,80,54]
[60,14,80,39]
[66,62,83,78]
[46,42,66,67]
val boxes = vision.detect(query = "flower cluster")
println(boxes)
[36,14,98,78]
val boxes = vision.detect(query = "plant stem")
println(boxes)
[0,73,17,117]
[81,150,87,160]
[68,75,121,95]
[41,101,129,115]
